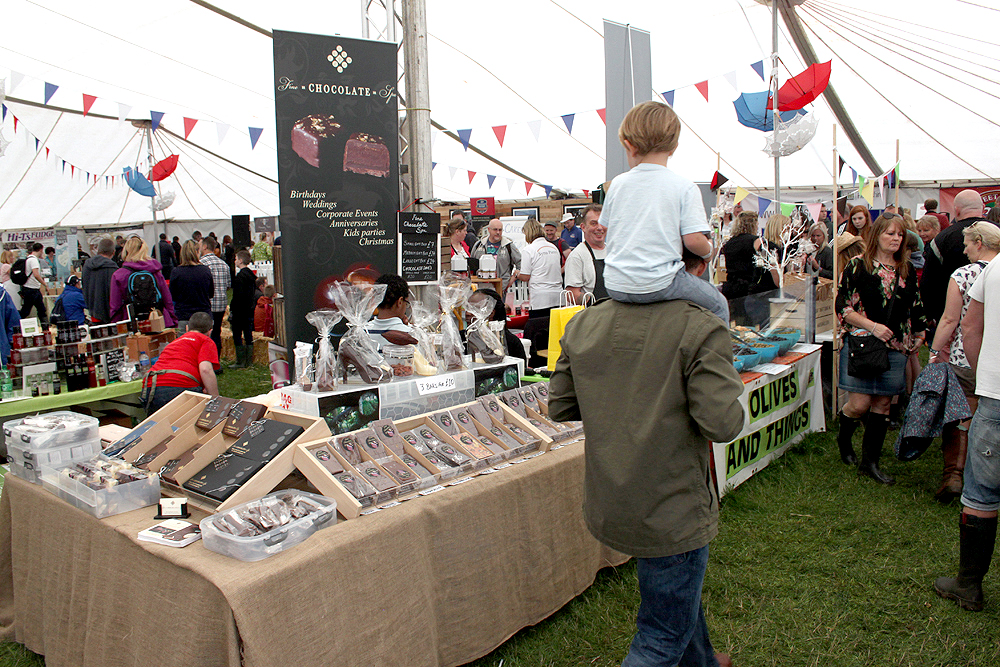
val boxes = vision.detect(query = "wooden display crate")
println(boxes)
[126,330,177,361]
[769,298,833,333]
[109,391,210,462]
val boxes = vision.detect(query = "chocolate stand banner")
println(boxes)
[273,30,399,348]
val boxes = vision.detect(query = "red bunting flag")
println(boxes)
[468,171,476,184]
[525,181,533,196]
[70,165,75,178]
[82,94,97,117]
[45,147,49,159]
[13,116,17,132]
[583,189,590,198]
[695,81,709,102]
[597,108,606,125]
[492,125,507,147]
[183,118,198,139]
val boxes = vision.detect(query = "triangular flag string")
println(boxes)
[248,127,263,149]
[183,117,198,140]
[43,83,58,105]
[695,81,709,102]
[150,111,164,132]
[82,94,97,117]
[486,174,496,188]
[561,114,575,135]
[492,125,506,147]
[457,128,472,151]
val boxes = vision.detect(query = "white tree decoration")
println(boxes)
[754,213,816,297]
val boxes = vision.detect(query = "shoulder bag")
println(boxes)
[846,272,898,378]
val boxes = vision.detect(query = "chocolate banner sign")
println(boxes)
[273,31,400,348]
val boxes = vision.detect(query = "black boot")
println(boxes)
[858,413,894,484]
[934,513,998,611]
[837,411,862,465]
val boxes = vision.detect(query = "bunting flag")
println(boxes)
[70,165,75,178]
[805,203,822,223]
[10,72,24,93]
[249,127,263,149]
[506,178,515,192]
[457,128,472,151]
[561,113,575,135]
[838,156,845,177]
[724,71,739,92]
[118,103,131,124]
[757,196,771,216]
[751,60,765,81]
[851,168,857,185]
[487,174,496,188]
[543,185,553,197]
[216,122,229,144]
[583,189,590,199]
[448,166,458,180]
[710,171,728,191]
[44,83,58,105]
[734,186,750,204]
[82,94,97,117]
[62,160,66,173]
[183,118,198,140]
[527,120,541,142]
[150,111,164,132]
[44,147,49,159]
[695,81,709,102]
[34,137,39,151]
[467,170,476,184]
[887,163,898,188]
[1,104,5,122]
[780,202,795,216]
[492,125,506,147]
[597,108,606,125]
[662,91,675,107]
[525,181,533,196]
[860,176,875,206]
[431,162,437,170]
[875,176,884,203]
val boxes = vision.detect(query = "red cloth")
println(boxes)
[930,211,950,230]
[254,296,274,337]
[143,331,219,389]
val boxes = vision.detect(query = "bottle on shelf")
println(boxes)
[0,367,11,400]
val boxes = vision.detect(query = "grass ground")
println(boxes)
[2,377,999,666]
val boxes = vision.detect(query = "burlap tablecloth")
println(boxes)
[0,444,627,667]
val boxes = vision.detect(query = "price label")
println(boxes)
[415,376,457,396]
[419,484,447,496]
[448,476,476,486]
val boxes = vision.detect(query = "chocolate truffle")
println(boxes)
[291,114,343,168]
[342,132,390,177]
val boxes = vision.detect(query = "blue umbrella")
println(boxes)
[123,166,157,197]
[733,91,807,131]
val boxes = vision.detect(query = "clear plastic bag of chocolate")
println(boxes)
[328,282,393,384]
[409,298,442,375]
[436,273,472,371]
[294,340,317,391]
[305,310,343,391]
[465,292,504,364]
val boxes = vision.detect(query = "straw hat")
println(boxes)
[835,232,863,254]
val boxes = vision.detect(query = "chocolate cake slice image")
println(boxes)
[343,132,390,177]
[291,114,344,168]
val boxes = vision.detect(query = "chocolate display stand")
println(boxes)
[294,399,553,519]
[105,391,211,463]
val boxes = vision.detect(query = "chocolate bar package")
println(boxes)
[331,434,364,466]
[105,420,160,458]
[413,425,447,450]
[455,433,493,459]
[343,132,390,177]
[354,428,388,459]
[308,445,345,476]
[486,425,520,448]
[400,454,434,479]
[428,411,459,436]
[478,395,506,422]
[466,403,493,428]
[376,457,418,486]
[449,409,478,435]
[196,397,237,431]
[224,420,304,463]
[222,401,268,437]
[525,416,559,437]
[499,389,527,417]
[370,419,407,457]
[131,436,174,470]
[353,461,398,493]
[400,430,422,450]
[333,471,377,502]
[504,422,538,444]
[183,454,267,502]
[517,387,541,413]
[433,443,471,467]
[161,442,205,485]
[530,382,550,407]
[422,451,454,470]
[291,114,344,169]
[478,435,508,455]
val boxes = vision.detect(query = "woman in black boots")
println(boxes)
[836,213,927,484]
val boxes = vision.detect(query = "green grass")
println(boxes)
[4,409,1000,666]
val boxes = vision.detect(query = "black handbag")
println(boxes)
[846,273,898,378]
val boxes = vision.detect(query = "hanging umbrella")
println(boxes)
[733,91,807,131]
[767,61,832,112]
[148,154,179,182]
[763,112,820,157]
[123,166,157,197]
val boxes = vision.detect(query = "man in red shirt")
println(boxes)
[924,198,950,230]
[141,311,220,415]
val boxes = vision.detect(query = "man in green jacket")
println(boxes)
[549,278,745,667]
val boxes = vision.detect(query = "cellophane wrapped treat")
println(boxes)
[328,282,392,383]
[436,274,472,371]
[409,297,442,375]
[294,341,316,390]
[464,293,504,363]
[305,309,343,391]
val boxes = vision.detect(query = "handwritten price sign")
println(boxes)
[415,376,457,396]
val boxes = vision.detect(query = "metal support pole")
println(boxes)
[402,0,433,204]
[772,0,780,207]
[831,124,840,414]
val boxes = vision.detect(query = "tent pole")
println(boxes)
[772,0,780,207]
[895,139,900,209]
[831,124,839,415]
[146,127,160,257]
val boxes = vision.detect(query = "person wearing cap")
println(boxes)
[543,220,567,269]
[834,231,864,282]
[54,275,87,326]
[560,212,583,255]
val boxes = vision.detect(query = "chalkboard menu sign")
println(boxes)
[398,212,440,284]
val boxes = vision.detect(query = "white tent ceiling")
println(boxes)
[1,0,998,227]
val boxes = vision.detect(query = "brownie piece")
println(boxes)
[291,114,343,168]
[342,132,389,177]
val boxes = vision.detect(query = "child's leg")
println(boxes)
[667,270,730,322]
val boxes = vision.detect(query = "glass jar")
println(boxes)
[383,344,414,378]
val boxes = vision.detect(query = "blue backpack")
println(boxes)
[126,270,163,317]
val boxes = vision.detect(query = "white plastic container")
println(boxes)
[40,455,160,518]
[4,411,99,450]
[7,437,102,485]
[200,491,337,562]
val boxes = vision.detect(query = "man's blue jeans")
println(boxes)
[622,545,720,667]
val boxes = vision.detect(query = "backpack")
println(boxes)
[10,259,28,286]
[126,270,163,317]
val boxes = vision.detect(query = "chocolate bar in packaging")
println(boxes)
[355,428,388,459]
[333,471,377,501]
[224,420,304,462]
[331,433,364,466]
[370,419,407,457]
[499,389,527,417]
[308,445,345,475]
[428,411,459,436]
[182,454,267,502]
[455,433,493,459]
[353,461,398,492]
[448,408,478,435]
[478,394,505,422]
[222,401,268,437]
[196,397,237,431]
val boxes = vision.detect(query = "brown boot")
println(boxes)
[936,426,968,503]
[715,653,733,667]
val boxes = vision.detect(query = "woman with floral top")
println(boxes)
[927,222,1000,501]
[836,213,927,484]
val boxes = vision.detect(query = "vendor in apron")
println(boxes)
[564,204,608,304]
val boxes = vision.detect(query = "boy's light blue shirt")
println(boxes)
[599,163,710,295]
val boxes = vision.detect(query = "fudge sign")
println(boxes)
[273,30,399,348]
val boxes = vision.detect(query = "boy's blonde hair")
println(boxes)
[618,101,681,156]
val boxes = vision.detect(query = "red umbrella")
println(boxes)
[767,61,831,112]
[148,154,179,182]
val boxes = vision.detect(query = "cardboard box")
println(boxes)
[126,330,176,361]
[769,298,833,333]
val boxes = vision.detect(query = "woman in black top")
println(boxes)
[804,223,833,279]
[721,211,764,299]
[168,241,213,333]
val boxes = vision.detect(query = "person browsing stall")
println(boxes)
[600,101,728,321]
[229,250,256,369]
[559,212,583,255]
[200,236,230,356]
[53,276,86,326]
[82,238,118,324]
[471,218,521,295]
[169,241,213,334]
[140,311,220,415]
[564,204,607,303]
[366,274,413,349]
[109,237,177,327]
[20,243,50,324]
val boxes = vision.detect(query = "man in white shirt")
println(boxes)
[564,204,607,304]
[20,243,50,323]
[935,256,1000,611]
